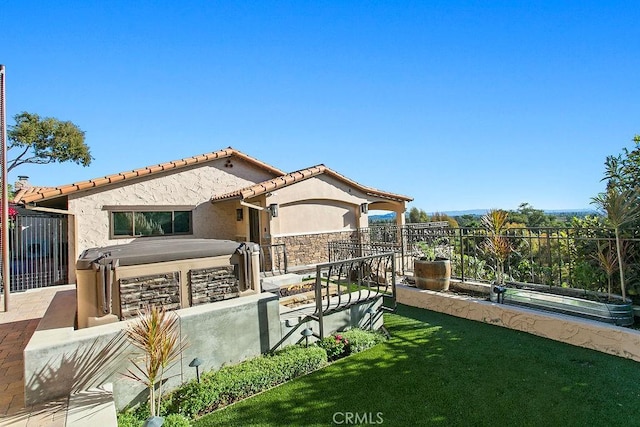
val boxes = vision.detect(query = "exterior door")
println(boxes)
[249,208,260,244]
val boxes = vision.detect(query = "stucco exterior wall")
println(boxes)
[268,175,369,237]
[68,159,274,255]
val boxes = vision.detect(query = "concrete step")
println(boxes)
[262,273,306,293]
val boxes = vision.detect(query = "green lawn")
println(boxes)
[194,304,640,426]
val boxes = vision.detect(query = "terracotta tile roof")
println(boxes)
[211,165,413,203]
[12,186,54,204]
[14,147,285,204]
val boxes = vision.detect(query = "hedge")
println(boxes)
[166,345,328,418]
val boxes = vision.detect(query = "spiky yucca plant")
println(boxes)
[481,209,512,285]
[124,305,187,418]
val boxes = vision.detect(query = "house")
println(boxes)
[13,147,412,283]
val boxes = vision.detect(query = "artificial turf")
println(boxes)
[194,304,640,426]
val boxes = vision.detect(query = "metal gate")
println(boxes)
[1,212,69,292]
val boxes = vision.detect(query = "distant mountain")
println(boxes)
[369,212,396,222]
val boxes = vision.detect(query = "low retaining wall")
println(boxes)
[278,296,384,348]
[25,290,281,410]
[24,287,379,411]
[397,284,640,362]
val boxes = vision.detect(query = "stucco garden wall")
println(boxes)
[24,291,281,410]
[68,159,274,255]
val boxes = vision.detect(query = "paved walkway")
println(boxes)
[0,285,75,426]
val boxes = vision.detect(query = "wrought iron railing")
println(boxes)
[309,252,396,338]
[328,240,401,262]
[260,243,288,275]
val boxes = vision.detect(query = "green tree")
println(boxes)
[508,203,556,227]
[594,135,640,300]
[407,207,429,223]
[603,135,640,192]
[456,214,480,228]
[431,212,459,228]
[7,112,92,172]
[591,188,640,300]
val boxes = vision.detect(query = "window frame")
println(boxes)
[104,205,195,239]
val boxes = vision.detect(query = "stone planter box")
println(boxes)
[396,284,640,362]
[501,286,634,327]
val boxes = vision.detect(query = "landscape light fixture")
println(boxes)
[365,307,376,331]
[143,416,164,427]
[189,357,203,383]
[301,327,314,347]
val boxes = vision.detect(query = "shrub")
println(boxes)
[166,345,327,418]
[317,334,349,360]
[316,329,386,360]
[164,413,192,427]
[117,411,142,427]
[341,328,386,353]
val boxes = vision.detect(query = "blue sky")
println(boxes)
[2,1,639,212]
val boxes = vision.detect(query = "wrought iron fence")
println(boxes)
[328,240,401,262]
[0,213,69,292]
[346,223,640,296]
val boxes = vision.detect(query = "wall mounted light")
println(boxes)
[360,203,369,214]
[269,203,279,218]
[189,357,203,383]
[236,208,243,221]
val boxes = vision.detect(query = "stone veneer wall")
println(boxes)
[189,266,239,305]
[272,230,359,267]
[119,272,181,319]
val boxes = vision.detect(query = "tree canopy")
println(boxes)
[7,112,92,172]
[407,207,429,223]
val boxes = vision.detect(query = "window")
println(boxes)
[110,209,193,238]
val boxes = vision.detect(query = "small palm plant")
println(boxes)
[593,240,618,300]
[592,188,640,300]
[124,305,188,421]
[481,209,512,285]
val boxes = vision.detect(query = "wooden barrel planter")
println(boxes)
[414,258,451,291]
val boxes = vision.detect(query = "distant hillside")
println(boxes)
[369,209,597,222]
[369,212,396,222]
[441,208,596,217]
